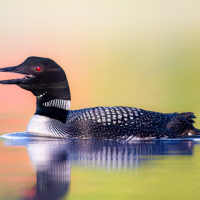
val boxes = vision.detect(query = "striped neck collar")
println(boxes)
[42,99,71,111]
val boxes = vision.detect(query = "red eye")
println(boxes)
[36,67,41,71]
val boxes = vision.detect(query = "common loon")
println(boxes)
[0,56,199,140]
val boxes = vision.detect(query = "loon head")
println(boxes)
[0,56,70,99]
[0,56,71,123]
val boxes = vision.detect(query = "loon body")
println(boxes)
[0,57,199,140]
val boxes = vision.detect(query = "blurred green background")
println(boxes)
[0,0,200,133]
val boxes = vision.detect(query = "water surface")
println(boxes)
[0,134,200,200]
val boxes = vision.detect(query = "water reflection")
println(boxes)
[27,143,70,200]
[2,136,197,200]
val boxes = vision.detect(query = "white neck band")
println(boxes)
[42,99,71,110]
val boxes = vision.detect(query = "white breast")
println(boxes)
[26,114,70,138]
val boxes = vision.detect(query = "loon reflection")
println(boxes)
[3,136,195,200]
[23,140,70,200]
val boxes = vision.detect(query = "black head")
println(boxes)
[0,57,71,123]
[0,56,71,100]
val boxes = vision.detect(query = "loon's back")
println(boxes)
[67,106,197,139]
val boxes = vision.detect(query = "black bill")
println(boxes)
[0,66,35,84]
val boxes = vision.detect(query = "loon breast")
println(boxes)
[26,115,71,138]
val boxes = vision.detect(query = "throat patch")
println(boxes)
[36,92,47,98]
[42,99,71,110]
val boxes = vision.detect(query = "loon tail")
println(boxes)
[178,112,200,135]
[178,112,196,124]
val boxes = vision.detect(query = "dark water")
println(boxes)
[0,133,200,200]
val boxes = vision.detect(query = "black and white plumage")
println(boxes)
[0,56,199,140]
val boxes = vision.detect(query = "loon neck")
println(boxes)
[35,93,70,123]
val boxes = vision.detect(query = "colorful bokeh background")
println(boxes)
[0,0,200,133]
[0,1,200,199]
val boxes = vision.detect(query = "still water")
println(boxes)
[0,133,200,200]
